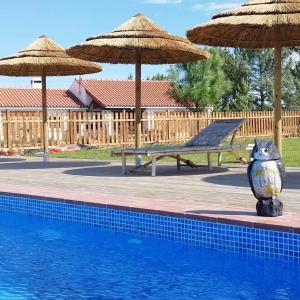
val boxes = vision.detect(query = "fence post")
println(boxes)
[167,110,170,142]
[121,110,126,145]
[68,110,72,145]
[0,111,3,148]
[6,110,11,149]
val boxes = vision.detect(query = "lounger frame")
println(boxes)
[112,119,248,176]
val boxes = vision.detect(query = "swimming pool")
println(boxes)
[0,194,299,299]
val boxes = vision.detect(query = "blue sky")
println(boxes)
[0,0,241,88]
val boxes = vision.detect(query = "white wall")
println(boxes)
[0,111,3,146]
[31,77,42,89]
[144,107,190,112]
[68,80,93,107]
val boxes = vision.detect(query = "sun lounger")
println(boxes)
[112,119,248,176]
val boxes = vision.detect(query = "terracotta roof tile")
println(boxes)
[79,79,182,108]
[0,88,82,108]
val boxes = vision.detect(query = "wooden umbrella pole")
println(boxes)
[41,74,49,162]
[135,48,142,166]
[274,43,282,155]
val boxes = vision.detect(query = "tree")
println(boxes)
[143,47,300,111]
[168,47,231,110]
[283,52,300,110]
[245,49,274,110]
[218,49,254,111]
[282,53,298,109]
[147,73,169,80]
[220,48,299,111]
[240,48,299,110]
[127,73,133,80]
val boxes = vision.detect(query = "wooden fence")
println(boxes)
[0,110,299,148]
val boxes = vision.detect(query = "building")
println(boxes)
[68,78,188,112]
[0,78,189,112]
[0,79,190,146]
[0,88,83,112]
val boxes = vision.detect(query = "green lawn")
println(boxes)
[38,137,300,167]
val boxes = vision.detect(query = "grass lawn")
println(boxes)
[42,137,300,167]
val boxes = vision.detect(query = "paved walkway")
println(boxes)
[0,156,299,231]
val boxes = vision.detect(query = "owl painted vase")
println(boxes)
[247,140,285,217]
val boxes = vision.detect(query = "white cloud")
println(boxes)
[145,0,182,4]
[193,1,241,11]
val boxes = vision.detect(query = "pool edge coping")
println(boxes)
[1,190,299,235]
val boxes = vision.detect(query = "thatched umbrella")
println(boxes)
[187,0,300,155]
[0,35,101,161]
[67,13,208,165]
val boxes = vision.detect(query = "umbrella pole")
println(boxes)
[274,43,282,155]
[42,74,49,162]
[135,49,142,167]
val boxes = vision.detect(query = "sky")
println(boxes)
[0,0,242,88]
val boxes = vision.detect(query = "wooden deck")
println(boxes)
[0,156,299,232]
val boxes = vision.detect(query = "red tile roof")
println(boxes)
[79,79,182,108]
[0,88,82,108]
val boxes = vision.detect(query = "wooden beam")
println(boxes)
[5,110,11,149]
[122,152,127,175]
[135,48,142,166]
[135,49,142,149]
[41,74,48,162]
[151,156,157,177]
[274,43,282,155]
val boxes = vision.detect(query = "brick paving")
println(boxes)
[0,156,299,232]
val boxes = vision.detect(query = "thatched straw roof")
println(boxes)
[0,35,101,76]
[187,0,300,48]
[67,13,208,64]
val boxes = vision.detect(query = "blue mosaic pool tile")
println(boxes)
[0,194,299,263]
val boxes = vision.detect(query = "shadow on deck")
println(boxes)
[63,165,229,177]
[0,160,109,169]
[203,171,300,189]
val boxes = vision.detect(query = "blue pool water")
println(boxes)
[0,210,299,300]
